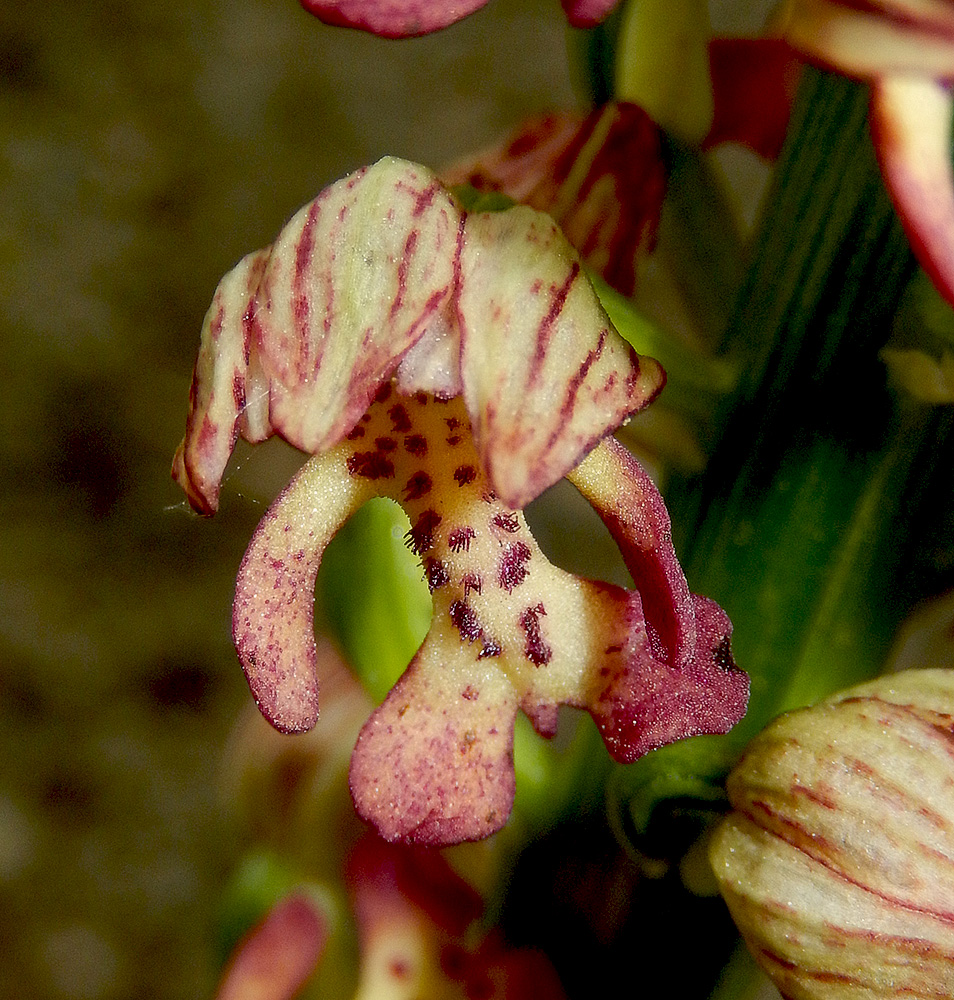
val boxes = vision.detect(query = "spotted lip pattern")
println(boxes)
[233,388,747,845]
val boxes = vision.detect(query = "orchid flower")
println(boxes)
[778,0,954,306]
[172,156,748,845]
[297,0,618,38]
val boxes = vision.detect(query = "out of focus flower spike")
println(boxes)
[214,894,328,1000]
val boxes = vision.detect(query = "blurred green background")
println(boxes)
[0,2,580,996]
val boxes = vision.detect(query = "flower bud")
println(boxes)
[709,669,954,999]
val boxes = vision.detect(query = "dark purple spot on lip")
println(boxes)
[713,636,740,673]
[445,417,461,430]
[414,391,429,405]
[448,526,476,553]
[478,637,501,659]
[449,600,482,643]
[375,436,397,452]
[389,959,410,980]
[347,451,395,479]
[346,425,366,440]
[520,603,552,666]
[492,511,519,533]
[374,382,393,404]
[424,558,449,592]
[403,471,432,501]
[388,404,412,432]
[461,685,479,701]
[498,542,531,592]
[446,435,462,446]
[454,465,476,486]
[405,434,427,457]
[406,509,442,555]
[462,572,481,597]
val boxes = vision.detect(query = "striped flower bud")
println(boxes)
[710,668,954,999]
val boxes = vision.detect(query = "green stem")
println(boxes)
[615,67,954,829]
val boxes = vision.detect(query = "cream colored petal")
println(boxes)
[254,157,462,455]
[458,206,664,509]
[171,249,270,514]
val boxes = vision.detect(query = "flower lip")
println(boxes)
[231,387,747,844]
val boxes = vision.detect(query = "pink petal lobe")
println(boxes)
[561,0,620,28]
[567,436,695,667]
[585,591,748,762]
[299,0,488,37]
[349,635,518,844]
[215,894,328,1000]
[458,207,665,509]
[871,74,954,306]
[233,448,376,733]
